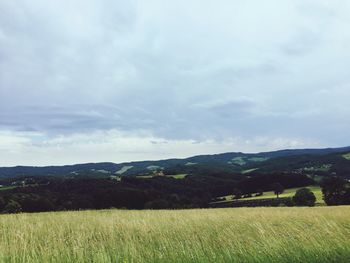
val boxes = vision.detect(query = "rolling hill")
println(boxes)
[0,146,350,178]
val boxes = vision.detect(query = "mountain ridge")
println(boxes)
[1,146,350,178]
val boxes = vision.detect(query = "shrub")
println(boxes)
[232,188,242,200]
[3,200,22,214]
[293,188,316,207]
[320,177,349,205]
[271,183,284,198]
[0,197,5,211]
[284,198,295,207]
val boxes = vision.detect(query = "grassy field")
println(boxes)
[0,186,17,191]
[0,207,349,262]
[214,186,324,205]
[167,174,187,179]
[136,174,187,179]
[245,186,323,203]
[343,153,350,160]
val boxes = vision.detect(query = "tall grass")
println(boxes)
[0,207,349,262]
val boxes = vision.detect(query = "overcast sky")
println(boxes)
[1,0,350,166]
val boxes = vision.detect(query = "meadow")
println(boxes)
[0,206,349,262]
[213,186,324,205]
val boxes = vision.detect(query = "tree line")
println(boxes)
[0,173,348,213]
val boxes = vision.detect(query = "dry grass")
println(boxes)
[0,206,349,262]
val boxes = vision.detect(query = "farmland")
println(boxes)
[0,206,349,262]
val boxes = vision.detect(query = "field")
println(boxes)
[0,186,17,191]
[213,186,324,205]
[0,207,349,262]
[247,186,323,203]
[343,153,350,160]
[136,174,187,179]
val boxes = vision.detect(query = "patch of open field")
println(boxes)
[343,153,350,160]
[166,174,187,179]
[0,206,349,262]
[241,168,259,174]
[136,174,187,179]
[115,166,133,175]
[0,186,17,191]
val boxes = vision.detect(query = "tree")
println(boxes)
[320,176,348,205]
[292,188,316,206]
[271,183,284,198]
[144,199,169,209]
[0,197,5,211]
[232,188,242,200]
[3,200,22,214]
[12,193,55,212]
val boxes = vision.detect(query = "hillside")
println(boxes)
[0,146,349,213]
[1,146,350,178]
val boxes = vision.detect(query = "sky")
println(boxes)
[1,0,350,166]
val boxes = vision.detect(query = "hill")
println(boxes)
[1,146,350,178]
[0,146,349,213]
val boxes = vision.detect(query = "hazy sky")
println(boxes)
[1,0,350,166]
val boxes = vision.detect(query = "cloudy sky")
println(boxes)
[1,0,350,166]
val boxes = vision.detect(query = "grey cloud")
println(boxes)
[1,0,350,150]
[199,99,257,118]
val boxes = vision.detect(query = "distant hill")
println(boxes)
[1,146,350,178]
